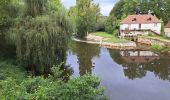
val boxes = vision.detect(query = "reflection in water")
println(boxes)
[68,41,170,81]
[120,51,160,63]
[109,50,170,81]
[66,42,170,100]
[69,41,100,75]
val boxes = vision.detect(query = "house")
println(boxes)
[165,21,170,37]
[119,14,162,37]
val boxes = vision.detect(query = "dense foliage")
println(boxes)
[76,0,100,38]
[2,0,72,73]
[110,0,170,23]
[0,62,106,100]
[105,0,170,33]
[9,13,72,73]
[0,0,106,99]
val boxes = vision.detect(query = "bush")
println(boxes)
[0,60,25,81]
[0,66,106,100]
[148,33,153,36]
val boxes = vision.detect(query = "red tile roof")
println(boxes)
[165,21,170,28]
[121,14,161,24]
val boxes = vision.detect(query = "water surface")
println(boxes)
[66,41,170,100]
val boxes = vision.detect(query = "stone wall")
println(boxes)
[138,37,170,47]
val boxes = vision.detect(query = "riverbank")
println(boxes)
[138,35,170,56]
[138,35,170,47]
[73,37,136,49]
[73,32,136,50]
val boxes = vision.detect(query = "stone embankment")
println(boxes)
[73,37,136,50]
[138,37,170,47]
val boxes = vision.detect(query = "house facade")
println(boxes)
[165,21,170,37]
[119,15,162,37]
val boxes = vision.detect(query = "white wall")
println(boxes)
[120,23,161,35]
[129,24,139,30]
[141,23,161,34]
[120,24,139,30]
[120,24,128,30]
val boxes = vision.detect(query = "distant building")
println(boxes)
[165,21,170,37]
[119,14,162,37]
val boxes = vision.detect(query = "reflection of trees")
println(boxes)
[108,49,124,65]
[143,58,170,81]
[109,49,170,81]
[69,41,100,76]
[123,64,147,80]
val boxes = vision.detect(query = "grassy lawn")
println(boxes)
[140,35,170,42]
[92,32,129,43]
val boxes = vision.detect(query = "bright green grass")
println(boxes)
[140,35,170,42]
[92,32,129,43]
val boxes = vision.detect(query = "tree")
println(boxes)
[95,16,107,31]
[109,0,170,25]
[0,0,20,35]
[104,15,115,34]
[7,0,73,73]
[76,0,100,38]
[68,6,77,33]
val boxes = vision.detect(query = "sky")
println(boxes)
[61,0,117,16]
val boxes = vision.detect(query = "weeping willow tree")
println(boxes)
[8,0,73,74]
[25,0,47,17]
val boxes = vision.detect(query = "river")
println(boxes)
[66,41,170,100]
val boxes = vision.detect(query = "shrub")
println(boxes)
[148,33,153,36]
[0,66,106,100]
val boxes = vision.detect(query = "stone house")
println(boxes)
[165,21,170,37]
[119,14,162,37]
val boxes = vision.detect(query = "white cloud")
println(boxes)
[99,3,115,16]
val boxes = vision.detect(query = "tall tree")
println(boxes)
[8,0,72,73]
[76,0,100,38]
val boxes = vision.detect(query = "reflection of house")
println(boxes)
[120,51,160,63]
[119,15,161,37]
[165,21,170,37]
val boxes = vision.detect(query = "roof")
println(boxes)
[165,21,170,28]
[120,14,161,24]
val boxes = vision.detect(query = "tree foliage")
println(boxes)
[76,0,100,38]
[0,0,21,35]
[11,15,71,72]
[25,0,48,17]
[106,0,170,32]
[110,0,170,24]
